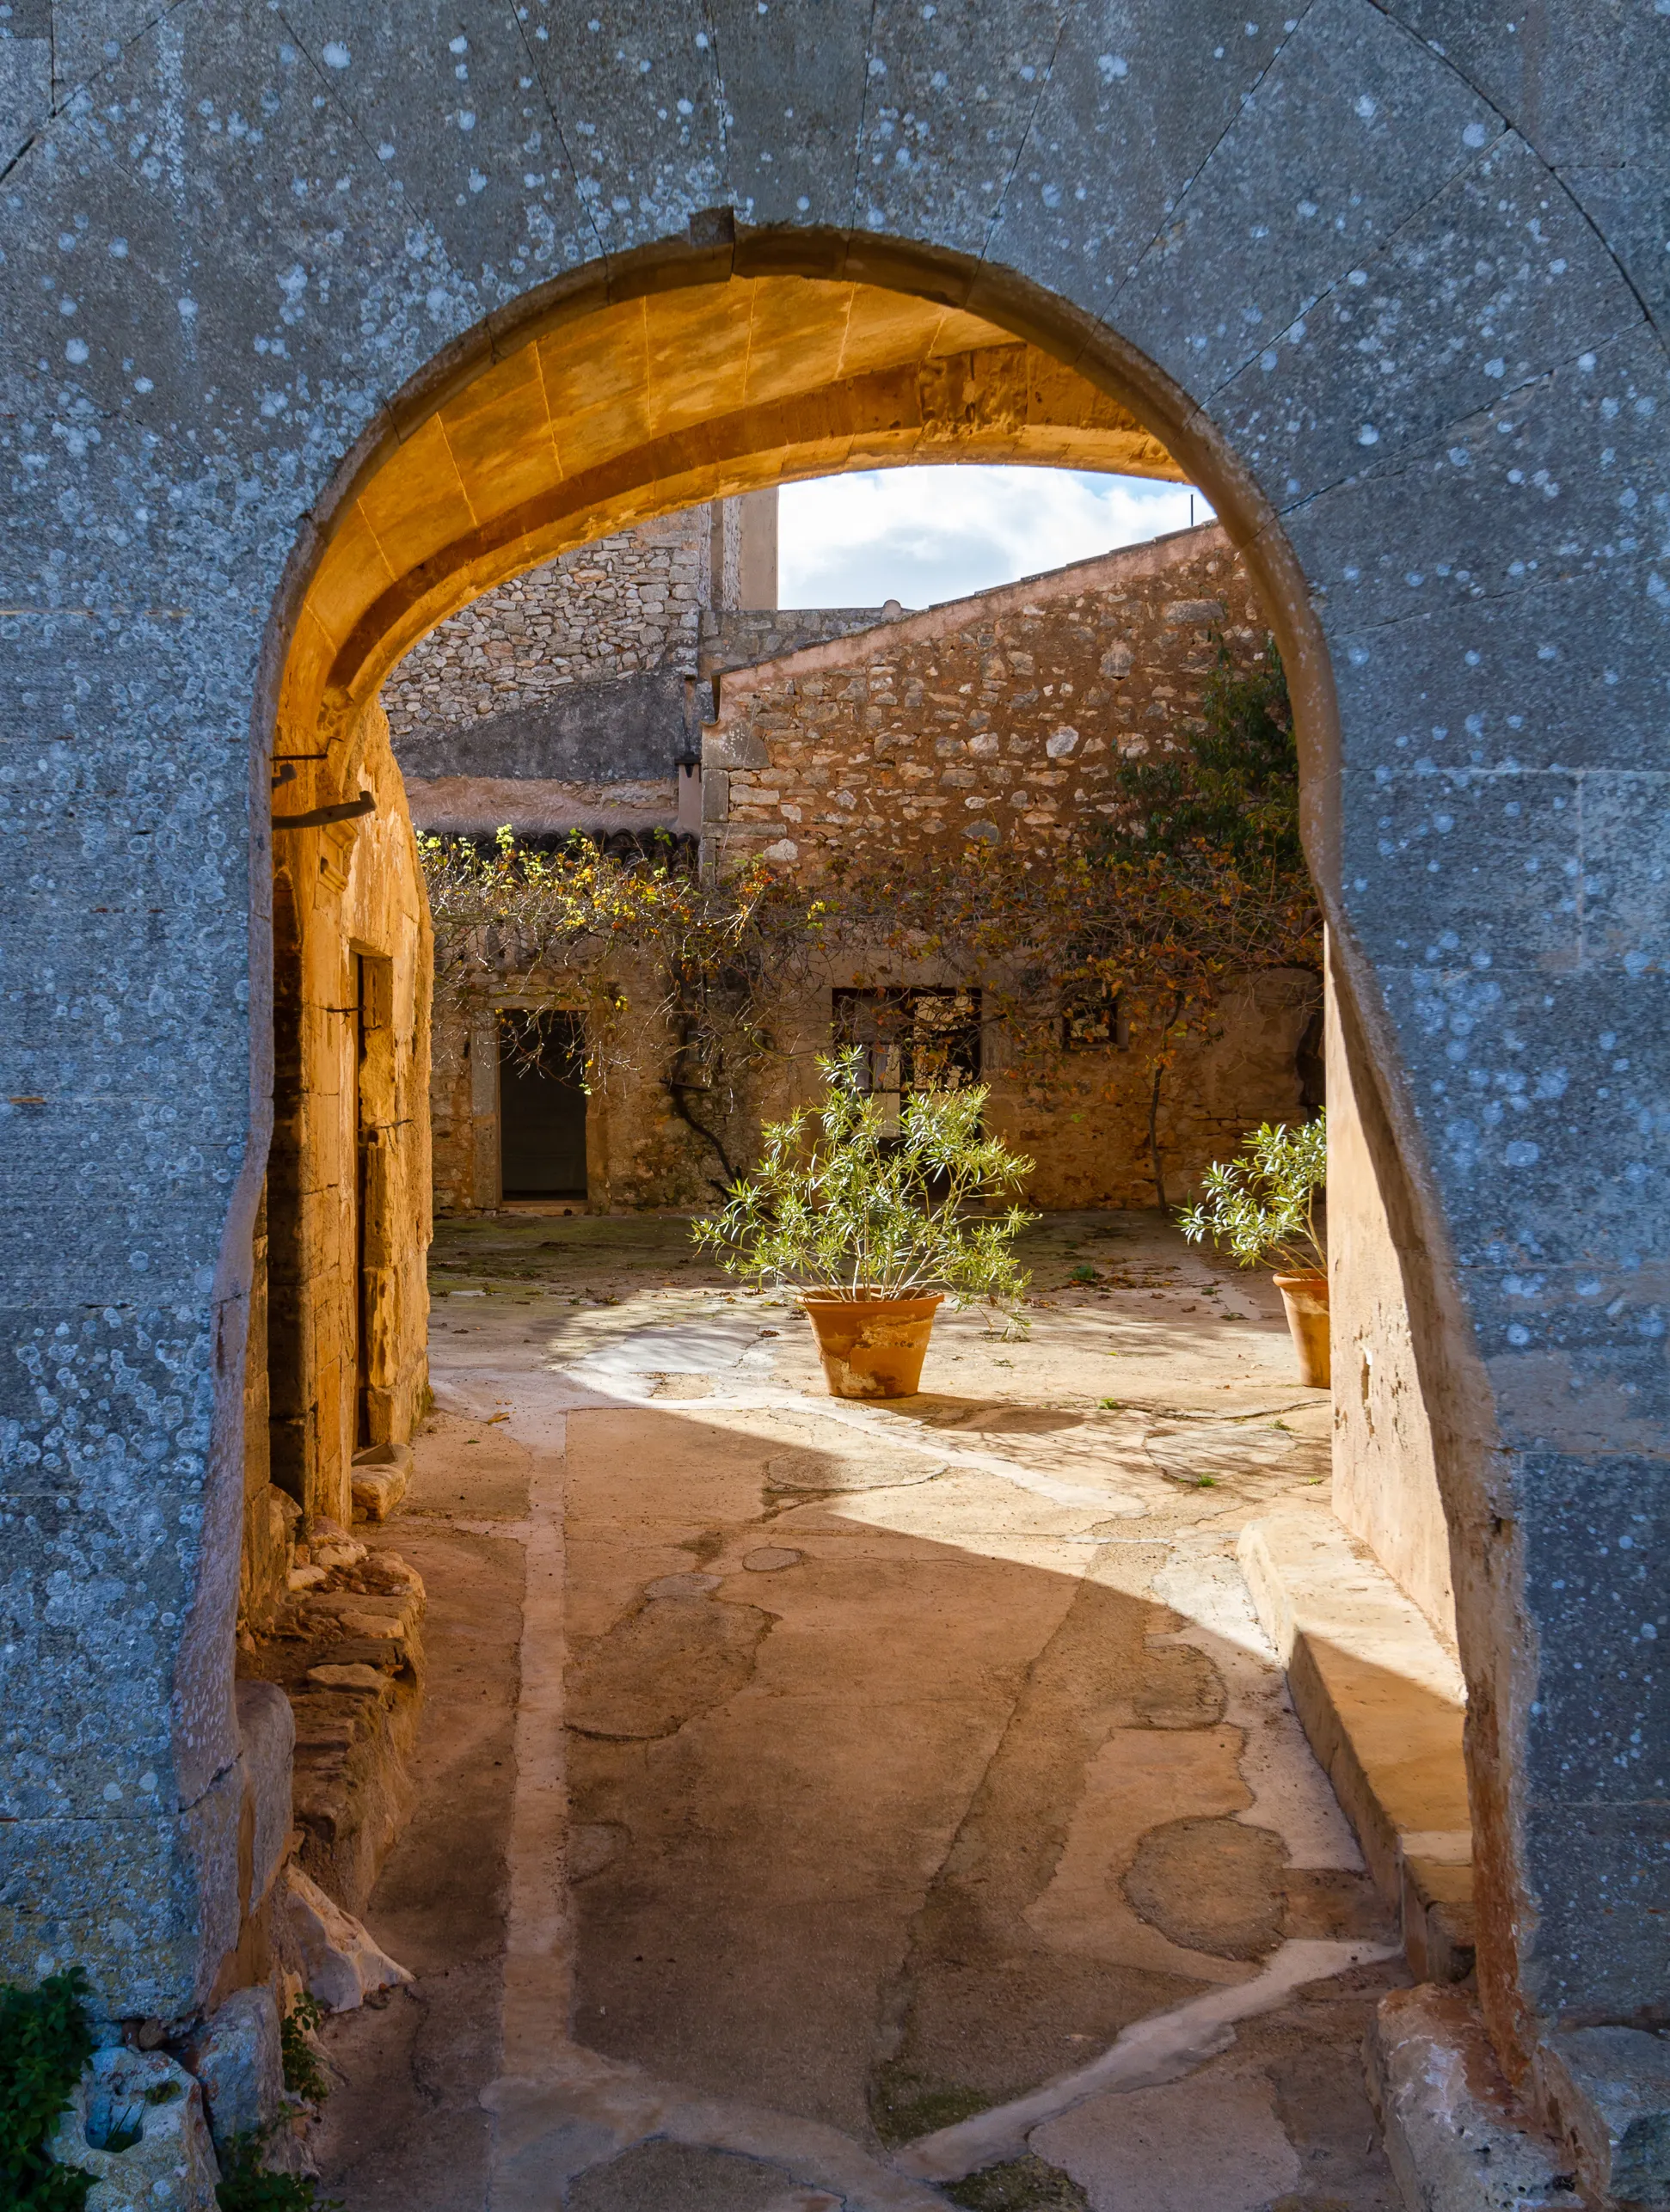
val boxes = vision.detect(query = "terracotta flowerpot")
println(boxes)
[1273,1271,1330,1388]
[801,1291,943,1400]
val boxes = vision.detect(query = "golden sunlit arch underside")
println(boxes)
[283,267,1188,758]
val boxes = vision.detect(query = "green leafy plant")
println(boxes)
[0,1969,95,2210]
[217,2129,341,2211]
[1094,635,1305,879]
[693,1048,1035,1307]
[421,828,801,1190]
[1176,1115,1327,1273]
[279,1996,329,2108]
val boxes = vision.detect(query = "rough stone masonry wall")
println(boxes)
[704,526,1263,869]
[382,506,709,741]
[422,528,1310,1218]
[700,526,1316,1213]
[408,508,903,1216]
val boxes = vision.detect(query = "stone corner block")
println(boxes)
[0,1771,243,2022]
[703,724,769,769]
[1367,1985,1582,2212]
[181,1982,284,2151]
[1536,2025,1670,2212]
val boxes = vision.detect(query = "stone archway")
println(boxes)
[2,3,1661,2175]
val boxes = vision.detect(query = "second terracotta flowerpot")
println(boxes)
[1273,1271,1330,1388]
[801,1291,942,1399]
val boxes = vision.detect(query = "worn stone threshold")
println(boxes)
[1237,1504,1474,1983]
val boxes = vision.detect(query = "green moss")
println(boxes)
[0,1968,95,2210]
[868,2060,991,2148]
[944,2154,1091,2210]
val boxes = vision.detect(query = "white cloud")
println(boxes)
[777,464,1213,610]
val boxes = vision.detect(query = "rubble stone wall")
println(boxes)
[382,508,711,742]
[704,524,1264,871]
[427,529,1318,1219]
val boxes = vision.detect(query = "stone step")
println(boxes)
[1237,1506,1474,1981]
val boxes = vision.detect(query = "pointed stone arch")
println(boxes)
[0,9,1661,2148]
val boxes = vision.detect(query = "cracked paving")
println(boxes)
[313,1211,1406,2211]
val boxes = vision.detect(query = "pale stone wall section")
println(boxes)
[1326,983,1457,1650]
[383,508,710,739]
[735,486,779,610]
[383,493,780,745]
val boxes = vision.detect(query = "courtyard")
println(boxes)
[314,1212,1405,2210]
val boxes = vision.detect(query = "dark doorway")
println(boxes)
[500,1011,588,1198]
[354,955,371,1450]
[353,953,394,1450]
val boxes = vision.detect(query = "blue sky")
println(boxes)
[777,464,1212,610]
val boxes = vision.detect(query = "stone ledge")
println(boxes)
[1237,1507,1473,1980]
[351,1439,414,1523]
[238,1536,426,1916]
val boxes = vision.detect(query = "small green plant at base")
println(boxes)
[217,2129,341,2212]
[692,1049,1035,1314]
[279,1995,330,2108]
[1176,1115,1326,1274]
[0,1968,95,2210]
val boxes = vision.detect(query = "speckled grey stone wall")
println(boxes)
[0,0,1663,2076]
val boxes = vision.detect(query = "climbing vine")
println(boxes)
[421,828,826,1186]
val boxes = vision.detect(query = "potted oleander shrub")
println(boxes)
[1177,1114,1329,1386]
[693,1048,1035,1398]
